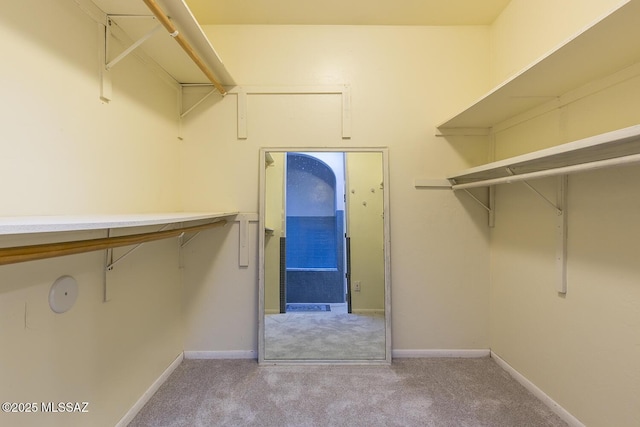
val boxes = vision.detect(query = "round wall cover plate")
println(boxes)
[49,275,79,314]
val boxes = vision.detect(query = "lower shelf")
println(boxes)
[0,212,238,235]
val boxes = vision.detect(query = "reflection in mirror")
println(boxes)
[259,149,391,363]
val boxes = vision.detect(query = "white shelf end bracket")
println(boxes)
[236,213,259,267]
[99,23,112,102]
[515,172,568,294]
[556,175,568,294]
[103,228,113,302]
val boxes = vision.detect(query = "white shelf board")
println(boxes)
[0,212,238,235]
[437,0,640,130]
[448,124,640,186]
[93,0,235,86]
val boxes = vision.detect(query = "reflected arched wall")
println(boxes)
[286,153,345,303]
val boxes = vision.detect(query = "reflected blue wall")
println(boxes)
[286,216,337,268]
[286,211,344,303]
[285,153,345,304]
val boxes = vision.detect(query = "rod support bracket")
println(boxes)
[461,187,495,228]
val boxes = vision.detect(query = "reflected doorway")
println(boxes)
[284,153,347,311]
[259,149,391,364]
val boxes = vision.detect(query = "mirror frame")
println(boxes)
[258,147,391,364]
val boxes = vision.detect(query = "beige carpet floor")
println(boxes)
[129,358,568,427]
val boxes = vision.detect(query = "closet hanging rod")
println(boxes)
[451,153,640,190]
[0,220,227,266]
[141,0,227,96]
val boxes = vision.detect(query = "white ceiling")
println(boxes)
[185,0,512,26]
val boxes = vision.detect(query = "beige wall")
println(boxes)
[9,1,636,425]
[490,0,628,86]
[0,1,191,425]
[0,3,183,215]
[346,152,385,312]
[489,1,640,425]
[264,152,285,313]
[181,25,492,352]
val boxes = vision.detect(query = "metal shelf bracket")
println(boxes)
[457,183,495,228]
[105,20,162,71]
[180,87,218,118]
[513,172,568,294]
[103,221,208,302]
[180,231,201,248]
[105,223,173,272]
[104,223,178,301]
[100,16,162,103]
[507,167,563,215]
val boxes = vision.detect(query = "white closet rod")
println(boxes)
[141,0,227,96]
[451,153,640,190]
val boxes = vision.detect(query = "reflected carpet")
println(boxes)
[264,312,386,360]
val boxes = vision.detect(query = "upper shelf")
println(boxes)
[448,125,640,189]
[92,0,235,86]
[0,212,238,235]
[437,0,640,131]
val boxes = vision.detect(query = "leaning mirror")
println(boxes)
[258,148,391,364]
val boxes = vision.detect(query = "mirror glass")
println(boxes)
[259,149,391,363]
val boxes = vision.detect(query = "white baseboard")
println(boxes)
[392,349,490,358]
[491,351,585,427]
[352,309,385,315]
[184,350,258,360]
[265,309,384,315]
[116,352,183,427]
